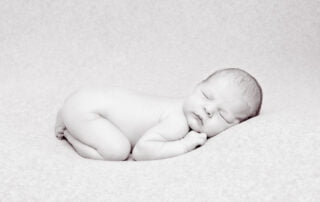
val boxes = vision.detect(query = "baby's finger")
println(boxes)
[195,138,205,145]
[200,133,208,139]
[199,133,208,144]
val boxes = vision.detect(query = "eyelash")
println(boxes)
[202,91,210,99]
[220,113,232,124]
[211,111,231,124]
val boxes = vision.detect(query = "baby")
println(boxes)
[55,68,262,161]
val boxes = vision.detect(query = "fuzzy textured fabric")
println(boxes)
[1,0,319,201]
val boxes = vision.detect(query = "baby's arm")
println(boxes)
[132,115,207,161]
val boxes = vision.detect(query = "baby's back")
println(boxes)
[63,85,178,146]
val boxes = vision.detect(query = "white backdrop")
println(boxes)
[1,0,319,201]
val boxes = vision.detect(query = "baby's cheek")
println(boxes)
[219,122,238,134]
[205,120,229,136]
[204,127,219,137]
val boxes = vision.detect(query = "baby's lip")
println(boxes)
[193,112,203,125]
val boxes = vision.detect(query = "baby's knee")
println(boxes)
[98,139,131,161]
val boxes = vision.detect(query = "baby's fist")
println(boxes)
[183,131,207,152]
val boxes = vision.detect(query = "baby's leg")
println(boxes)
[62,110,131,161]
[63,130,104,160]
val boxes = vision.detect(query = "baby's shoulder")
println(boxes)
[158,104,189,134]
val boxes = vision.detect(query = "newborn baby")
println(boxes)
[55,68,262,161]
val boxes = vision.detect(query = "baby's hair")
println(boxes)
[202,68,263,122]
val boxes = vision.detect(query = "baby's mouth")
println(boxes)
[192,112,203,125]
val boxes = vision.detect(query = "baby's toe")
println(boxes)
[56,132,64,140]
[55,127,66,140]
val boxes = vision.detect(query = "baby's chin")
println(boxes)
[187,120,202,133]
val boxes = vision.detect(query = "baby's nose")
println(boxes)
[204,106,215,118]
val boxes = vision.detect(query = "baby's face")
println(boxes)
[183,78,250,137]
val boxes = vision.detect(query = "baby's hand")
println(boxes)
[183,131,207,152]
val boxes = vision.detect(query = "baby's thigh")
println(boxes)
[60,89,131,160]
[62,108,131,160]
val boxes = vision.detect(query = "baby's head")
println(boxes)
[183,68,263,137]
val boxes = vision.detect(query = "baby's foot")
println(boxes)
[55,126,66,140]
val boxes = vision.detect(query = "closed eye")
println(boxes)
[202,91,210,99]
[219,112,232,124]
